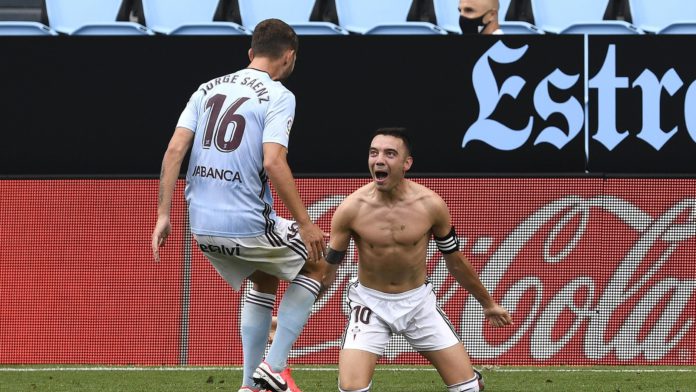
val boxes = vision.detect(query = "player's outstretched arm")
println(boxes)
[314,198,356,291]
[327,198,355,261]
[152,128,193,262]
[430,194,513,327]
[263,142,325,262]
[442,245,513,327]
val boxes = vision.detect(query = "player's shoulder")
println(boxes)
[353,182,377,201]
[338,185,366,209]
[271,81,295,101]
[408,180,440,198]
[275,85,295,101]
[255,75,294,107]
[335,183,371,218]
[408,181,447,208]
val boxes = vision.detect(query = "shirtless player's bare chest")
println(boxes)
[348,190,434,290]
[352,198,431,250]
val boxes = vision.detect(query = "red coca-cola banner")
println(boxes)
[1,178,694,365]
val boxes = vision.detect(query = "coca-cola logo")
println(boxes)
[462,195,696,361]
[284,192,696,364]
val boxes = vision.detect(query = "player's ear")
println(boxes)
[404,156,413,172]
[248,48,254,61]
[283,49,295,65]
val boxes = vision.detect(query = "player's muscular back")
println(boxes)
[350,183,435,293]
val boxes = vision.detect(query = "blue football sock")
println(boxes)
[240,289,275,388]
[265,275,320,371]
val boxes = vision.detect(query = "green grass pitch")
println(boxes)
[1,365,694,391]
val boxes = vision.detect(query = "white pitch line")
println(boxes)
[0,367,693,373]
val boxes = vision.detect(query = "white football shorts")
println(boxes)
[193,217,307,291]
[341,281,461,354]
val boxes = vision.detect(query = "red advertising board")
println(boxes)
[0,180,184,364]
[1,178,694,365]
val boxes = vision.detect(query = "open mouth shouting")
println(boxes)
[373,168,389,184]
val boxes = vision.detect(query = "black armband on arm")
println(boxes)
[434,226,460,254]
[325,247,347,265]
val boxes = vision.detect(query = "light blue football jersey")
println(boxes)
[177,68,295,237]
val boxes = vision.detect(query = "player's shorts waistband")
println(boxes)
[355,281,431,302]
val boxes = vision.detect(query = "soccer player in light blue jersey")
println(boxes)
[152,19,332,392]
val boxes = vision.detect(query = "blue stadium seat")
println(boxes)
[432,0,464,33]
[560,22,642,34]
[628,0,696,34]
[497,0,544,34]
[530,0,641,34]
[45,0,153,35]
[141,0,250,35]
[498,22,545,34]
[433,0,542,34]
[0,21,57,35]
[238,0,348,35]
[335,0,447,35]
[659,22,696,34]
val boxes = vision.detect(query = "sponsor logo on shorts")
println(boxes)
[199,243,240,256]
[287,222,299,241]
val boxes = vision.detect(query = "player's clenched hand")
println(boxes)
[483,304,514,328]
[151,216,171,262]
[298,222,326,263]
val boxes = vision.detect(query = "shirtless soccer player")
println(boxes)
[326,128,513,392]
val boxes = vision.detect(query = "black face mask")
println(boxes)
[459,15,489,34]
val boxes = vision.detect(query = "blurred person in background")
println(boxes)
[458,0,503,34]
[151,18,332,392]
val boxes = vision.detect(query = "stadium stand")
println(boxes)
[0,21,55,35]
[44,0,152,35]
[141,0,250,35]
[628,0,696,34]
[0,0,56,35]
[0,0,42,21]
[496,0,544,34]
[334,0,447,35]
[237,0,348,35]
[530,0,642,34]
[604,0,632,23]
[0,0,691,37]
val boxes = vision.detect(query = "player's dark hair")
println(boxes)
[373,127,413,156]
[251,19,299,59]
